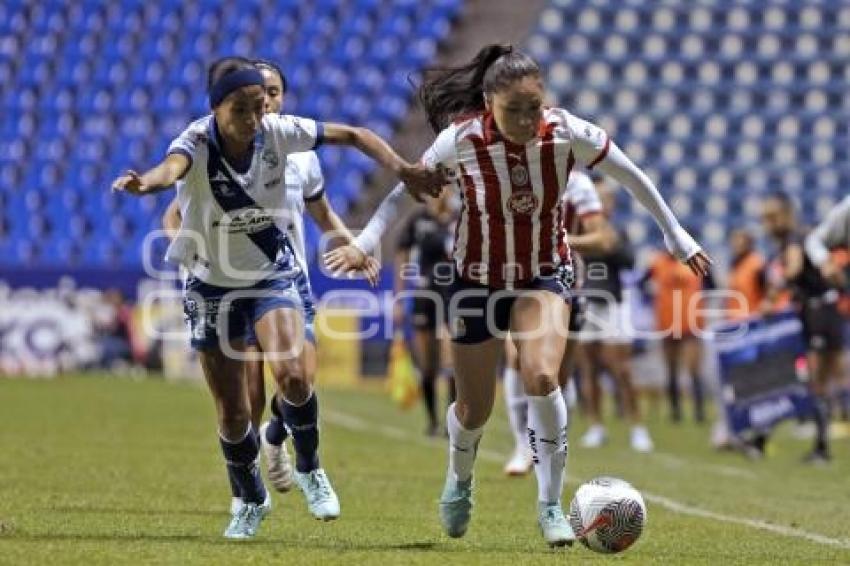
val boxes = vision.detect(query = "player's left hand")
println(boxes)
[323,244,381,287]
[399,163,446,203]
[685,250,712,277]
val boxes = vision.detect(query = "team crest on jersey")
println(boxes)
[510,164,529,186]
[507,191,539,215]
[210,171,235,196]
[262,148,280,169]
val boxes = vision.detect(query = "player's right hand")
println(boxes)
[399,163,446,203]
[111,170,147,195]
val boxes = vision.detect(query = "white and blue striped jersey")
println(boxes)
[165,113,322,287]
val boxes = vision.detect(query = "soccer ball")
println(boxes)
[568,476,647,554]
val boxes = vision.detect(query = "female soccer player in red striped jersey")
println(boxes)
[414,45,711,547]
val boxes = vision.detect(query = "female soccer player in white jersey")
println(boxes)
[112,56,441,539]
[415,44,708,546]
[161,59,378,517]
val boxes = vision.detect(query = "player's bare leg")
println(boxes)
[511,291,574,547]
[200,343,270,538]
[256,308,338,520]
[440,337,502,538]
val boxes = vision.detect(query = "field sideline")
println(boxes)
[0,375,848,565]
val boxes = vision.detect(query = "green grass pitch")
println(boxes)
[0,375,848,565]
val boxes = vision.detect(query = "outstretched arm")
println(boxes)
[111,153,190,196]
[354,183,408,255]
[323,124,444,200]
[805,195,850,287]
[307,195,380,286]
[322,183,408,279]
[592,144,711,276]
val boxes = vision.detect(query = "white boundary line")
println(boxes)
[323,409,850,551]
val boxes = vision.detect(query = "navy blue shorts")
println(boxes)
[446,274,572,345]
[183,273,302,351]
[244,268,317,347]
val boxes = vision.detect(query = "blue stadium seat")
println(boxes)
[0,1,445,268]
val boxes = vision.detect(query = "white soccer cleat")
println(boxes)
[294,468,340,521]
[229,490,271,517]
[538,502,575,547]
[260,422,295,493]
[223,499,270,540]
[580,424,607,448]
[504,446,533,476]
[630,426,654,453]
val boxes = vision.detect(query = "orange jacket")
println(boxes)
[727,251,765,321]
[649,253,706,337]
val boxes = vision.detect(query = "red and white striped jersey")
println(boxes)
[422,108,610,289]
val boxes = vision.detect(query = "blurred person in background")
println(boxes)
[726,229,768,321]
[762,191,842,464]
[393,189,458,436]
[94,288,135,370]
[641,237,715,424]
[576,179,653,452]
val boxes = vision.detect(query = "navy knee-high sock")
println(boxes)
[280,393,320,473]
[219,426,267,505]
[264,394,290,446]
[811,396,830,453]
[227,468,240,498]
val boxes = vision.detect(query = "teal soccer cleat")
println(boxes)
[223,502,269,540]
[538,502,575,547]
[293,468,340,521]
[439,475,473,538]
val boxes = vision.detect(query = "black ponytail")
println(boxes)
[417,44,541,133]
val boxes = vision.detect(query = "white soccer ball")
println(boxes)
[568,476,647,554]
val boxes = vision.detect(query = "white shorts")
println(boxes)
[578,299,633,344]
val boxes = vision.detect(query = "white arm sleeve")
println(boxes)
[421,124,457,168]
[805,195,850,267]
[593,142,701,261]
[353,125,457,253]
[352,183,408,254]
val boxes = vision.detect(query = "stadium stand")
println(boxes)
[527,1,850,261]
[0,0,461,267]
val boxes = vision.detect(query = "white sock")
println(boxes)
[446,403,483,482]
[503,366,528,450]
[527,389,568,505]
